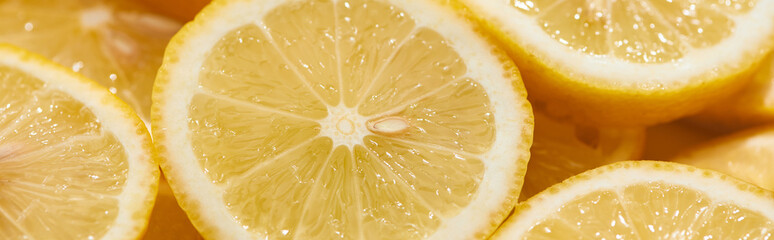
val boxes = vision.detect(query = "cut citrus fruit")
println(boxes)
[457,0,774,126]
[642,120,720,160]
[0,44,158,239]
[494,161,774,239]
[152,0,533,239]
[0,0,181,123]
[692,53,774,131]
[143,177,204,240]
[673,125,774,191]
[521,112,644,200]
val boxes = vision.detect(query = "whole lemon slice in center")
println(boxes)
[152,0,533,239]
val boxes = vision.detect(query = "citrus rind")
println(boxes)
[494,160,774,239]
[456,0,774,126]
[0,43,158,240]
[152,0,533,239]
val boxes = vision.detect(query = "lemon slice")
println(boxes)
[152,0,533,239]
[143,177,204,240]
[692,53,774,131]
[494,161,774,239]
[521,112,644,200]
[457,0,774,126]
[0,45,157,239]
[0,0,181,122]
[673,125,774,191]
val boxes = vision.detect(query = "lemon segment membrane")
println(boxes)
[0,45,157,240]
[458,0,774,126]
[0,0,181,122]
[494,161,774,239]
[495,0,773,81]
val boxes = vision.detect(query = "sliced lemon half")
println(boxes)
[0,44,157,239]
[152,0,533,239]
[0,0,181,122]
[494,161,774,239]
[457,0,774,126]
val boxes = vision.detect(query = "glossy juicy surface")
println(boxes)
[0,66,128,239]
[524,182,774,239]
[509,0,754,63]
[187,0,495,238]
[0,0,180,122]
[494,162,774,240]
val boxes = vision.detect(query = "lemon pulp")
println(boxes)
[0,0,180,122]
[495,161,774,239]
[150,0,537,238]
[525,182,774,239]
[0,63,127,238]
[458,0,774,126]
[510,0,751,63]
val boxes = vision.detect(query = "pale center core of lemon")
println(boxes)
[320,105,410,148]
[336,117,356,135]
[319,105,370,148]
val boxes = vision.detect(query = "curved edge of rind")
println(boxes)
[690,53,774,131]
[452,0,774,127]
[153,0,535,239]
[468,16,535,240]
[491,160,774,239]
[0,43,159,240]
[151,0,254,239]
[424,1,535,239]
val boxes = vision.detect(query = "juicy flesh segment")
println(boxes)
[0,66,128,239]
[0,0,179,121]
[524,182,774,239]
[510,0,754,63]
[190,0,495,238]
